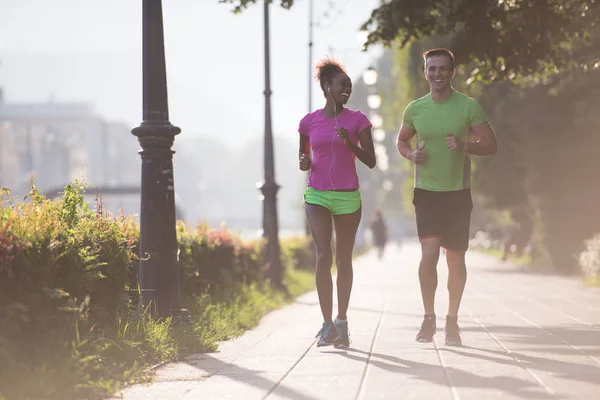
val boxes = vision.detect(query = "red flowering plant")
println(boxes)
[0,219,28,277]
[176,221,265,301]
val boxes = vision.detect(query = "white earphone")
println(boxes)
[327,87,339,129]
[326,86,338,190]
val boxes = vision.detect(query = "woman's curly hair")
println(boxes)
[314,57,347,95]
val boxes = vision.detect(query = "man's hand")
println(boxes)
[445,133,466,152]
[335,127,350,145]
[409,143,426,164]
[299,153,311,171]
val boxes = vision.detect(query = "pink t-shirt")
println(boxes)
[298,108,372,191]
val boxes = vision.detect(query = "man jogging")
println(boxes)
[396,48,497,346]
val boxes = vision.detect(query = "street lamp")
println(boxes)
[131,0,186,318]
[382,179,394,191]
[362,66,378,86]
[259,0,284,288]
[372,128,386,142]
[367,93,382,110]
[375,143,389,172]
[370,113,383,129]
[308,0,314,114]
[305,0,314,237]
[360,65,383,232]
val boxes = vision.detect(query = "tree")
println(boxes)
[221,0,599,82]
[376,33,600,272]
[219,0,600,119]
[219,0,293,13]
[361,0,600,82]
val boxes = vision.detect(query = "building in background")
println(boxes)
[0,87,140,217]
[0,86,306,234]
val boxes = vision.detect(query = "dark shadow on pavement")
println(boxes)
[458,324,600,347]
[180,353,320,400]
[328,348,559,399]
[442,346,600,387]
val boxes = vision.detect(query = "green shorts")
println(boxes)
[304,187,362,215]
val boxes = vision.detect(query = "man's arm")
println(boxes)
[446,121,497,156]
[466,121,497,156]
[397,125,425,164]
[447,98,497,156]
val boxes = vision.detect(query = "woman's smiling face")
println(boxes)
[327,72,353,104]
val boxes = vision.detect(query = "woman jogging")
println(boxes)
[298,57,376,348]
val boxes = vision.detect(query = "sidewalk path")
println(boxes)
[113,240,600,399]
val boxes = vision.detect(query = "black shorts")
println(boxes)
[413,188,473,252]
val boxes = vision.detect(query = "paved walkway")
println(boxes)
[113,240,600,399]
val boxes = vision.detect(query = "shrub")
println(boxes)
[0,182,138,399]
[176,222,266,302]
[0,181,314,399]
[578,233,600,281]
[280,236,313,271]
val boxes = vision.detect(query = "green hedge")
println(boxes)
[0,182,313,400]
[177,222,265,301]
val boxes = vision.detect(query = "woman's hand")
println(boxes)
[299,153,311,171]
[336,127,350,145]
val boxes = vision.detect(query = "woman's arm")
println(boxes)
[340,127,376,169]
[298,134,311,171]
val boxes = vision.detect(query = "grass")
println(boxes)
[476,246,600,287]
[286,268,315,298]
[584,276,600,288]
[121,267,316,393]
[0,268,315,400]
[473,246,532,266]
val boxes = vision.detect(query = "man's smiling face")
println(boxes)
[425,54,455,91]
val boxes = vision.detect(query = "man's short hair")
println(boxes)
[423,48,455,69]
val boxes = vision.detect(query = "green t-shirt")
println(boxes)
[402,90,487,191]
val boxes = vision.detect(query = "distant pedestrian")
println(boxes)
[370,208,388,260]
[298,57,376,349]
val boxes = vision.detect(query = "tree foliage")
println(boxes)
[220,0,599,82]
[361,0,600,82]
[219,0,293,13]
[376,34,600,271]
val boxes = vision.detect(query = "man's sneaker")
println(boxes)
[444,316,462,346]
[315,322,337,347]
[333,318,351,349]
[416,314,437,343]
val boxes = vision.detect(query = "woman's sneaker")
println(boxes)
[416,314,437,343]
[333,318,351,349]
[444,316,462,347]
[315,322,337,347]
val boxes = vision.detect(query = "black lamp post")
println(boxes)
[132,0,186,318]
[307,0,313,116]
[304,0,314,237]
[259,0,284,288]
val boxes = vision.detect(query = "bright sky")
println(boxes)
[0,0,382,147]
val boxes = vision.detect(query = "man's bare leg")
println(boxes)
[416,237,442,343]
